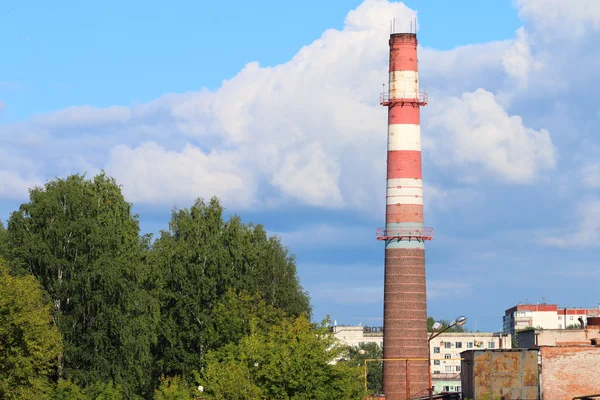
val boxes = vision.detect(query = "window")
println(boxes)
[455,341,462,348]
[558,315,562,320]
[488,342,495,348]
[559,324,562,329]
[456,386,461,392]
[467,342,473,348]
[445,366,452,372]
[570,316,574,320]
[433,370,440,374]
[444,342,452,348]
[444,354,451,359]
[433,347,440,353]
[433,360,440,365]
[456,365,461,372]
[443,386,450,392]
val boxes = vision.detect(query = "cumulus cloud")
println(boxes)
[105,142,256,209]
[579,161,600,188]
[541,199,600,248]
[423,184,481,213]
[425,88,556,183]
[0,0,564,213]
[516,0,600,38]
[502,27,542,88]
[0,170,42,199]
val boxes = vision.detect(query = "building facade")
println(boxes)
[331,326,511,394]
[331,325,383,349]
[428,332,511,393]
[503,303,600,335]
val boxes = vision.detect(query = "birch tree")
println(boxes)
[4,173,158,399]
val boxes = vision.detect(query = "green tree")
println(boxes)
[0,220,7,259]
[0,259,62,399]
[50,380,87,400]
[199,315,364,400]
[83,381,124,400]
[151,198,311,380]
[4,173,159,398]
[343,342,383,395]
[427,316,466,333]
[206,289,287,350]
[153,376,197,400]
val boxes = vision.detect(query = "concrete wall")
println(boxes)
[431,375,461,393]
[331,326,383,348]
[540,346,600,400]
[532,311,560,330]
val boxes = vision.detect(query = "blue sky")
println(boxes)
[1,0,599,332]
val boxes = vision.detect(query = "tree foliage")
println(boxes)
[1,173,318,398]
[343,342,383,395]
[0,259,62,399]
[199,315,364,399]
[151,198,311,380]
[153,376,197,400]
[427,316,466,333]
[3,173,159,398]
[50,379,123,400]
[0,220,7,259]
[50,379,87,400]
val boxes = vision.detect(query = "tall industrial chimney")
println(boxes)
[377,31,431,400]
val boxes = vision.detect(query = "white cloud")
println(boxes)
[516,0,600,38]
[33,105,131,128]
[420,41,512,98]
[540,199,600,248]
[105,142,256,209]
[0,170,42,200]
[0,0,567,212]
[502,27,542,88]
[580,161,600,188]
[425,88,556,183]
[423,184,481,213]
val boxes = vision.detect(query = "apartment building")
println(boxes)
[429,332,511,393]
[331,325,510,394]
[331,324,383,349]
[503,303,600,335]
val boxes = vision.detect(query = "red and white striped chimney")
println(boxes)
[377,31,432,400]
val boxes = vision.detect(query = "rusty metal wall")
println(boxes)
[540,346,600,400]
[461,349,539,399]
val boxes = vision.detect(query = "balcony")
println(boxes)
[376,227,433,241]
[380,91,428,106]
